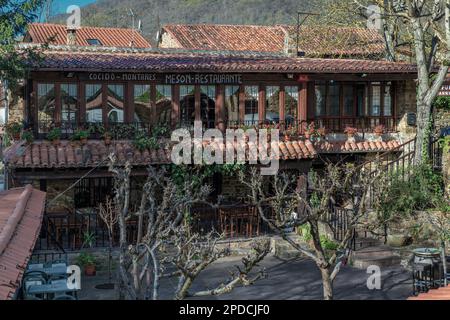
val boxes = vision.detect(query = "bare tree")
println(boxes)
[98,197,119,287]
[239,163,383,300]
[108,156,269,300]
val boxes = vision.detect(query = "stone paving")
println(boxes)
[78,255,413,300]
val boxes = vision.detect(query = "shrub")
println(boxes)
[47,127,62,141]
[433,96,450,110]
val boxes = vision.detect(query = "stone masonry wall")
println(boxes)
[159,31,182,49]
[396,80,417,137]
[7,84,25,123]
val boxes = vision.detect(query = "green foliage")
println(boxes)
[0,0,45,86]
[439,135,450,154]
[71,129,89,141]
[433,96,450,110]
[133,133,159,151]
[82,231,96,249]
[21,130,34,143]
[320,235,340,251]
[5,121,23,135]
[298,224,312,242]
[76,252,96,267]
[376,164,445,221]
[46,127,61,141]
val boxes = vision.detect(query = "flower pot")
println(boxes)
[84,264,96,276]
[104,137,112,146]
[305,133,311,140]
[80,138,88,145]
[284,134,290,142]
[13,133,21,141]
[51,139,60,147]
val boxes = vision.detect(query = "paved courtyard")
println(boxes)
[79,255,413,300]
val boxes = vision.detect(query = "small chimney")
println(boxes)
[66,27,77,46]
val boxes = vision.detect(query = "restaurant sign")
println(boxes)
[439,82,450,96]
[164,74,243,85]
[81,72,243,84]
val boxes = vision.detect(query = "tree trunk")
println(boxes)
[414,99,431,164]
[320,268,333,300]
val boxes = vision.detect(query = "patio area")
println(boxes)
[77,255,413,300]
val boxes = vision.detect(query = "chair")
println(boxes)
[22,271,48,300]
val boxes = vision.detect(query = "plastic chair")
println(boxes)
[22,272,48,300]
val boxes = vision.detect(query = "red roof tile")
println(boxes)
[0,186,46,300]
[28,47,417,74]
[408,286,450,300]
[161,24,385,58]
[25,23,151,48]
[3,139,316,169]
[314,139,402,153]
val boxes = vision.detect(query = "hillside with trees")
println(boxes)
[51,0,328,45]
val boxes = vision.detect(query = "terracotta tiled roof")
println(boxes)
[27,46,417,74]
[314,139,402,153]
[408,285,450,300]
[3,139,316,169]
[161,24,385,58]
[25,23,151,48]
[0,185,46,300]
[162,24,284,53]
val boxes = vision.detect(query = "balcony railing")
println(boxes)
[34,116,399,141]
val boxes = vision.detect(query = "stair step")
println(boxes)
[352,255,401,269]
[353,238,383,250]
[351,245,401,269]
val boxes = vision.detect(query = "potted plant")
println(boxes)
[47,127,62,146]
[103,131,113,146]
[5,121,23,141]
[76,252,97,276]
[373,125,385,136]
[344,127,358,139]
[317,127,327,138]
[304,122,316,140]
[72,129,90,145]
[21,130,34,145]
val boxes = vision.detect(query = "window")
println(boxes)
[156,85,172,126]
[225,85,240,124]
[343,85,354,116]
[134,85,151,123]
[86,84,103,123]
[266,86,280,122]
[180,85,195,126]
[315,83,326,117]
[383,83,392,116]
[244,86,259,123]
[370,83,381,116]
[356,84,368,116]
[107,84,125,123]
[285,86,298,126]
[87,39,102,46]
[37,83,55,133]
[200,85,216,128]
[61,84,78,122]
[327,83,340,116]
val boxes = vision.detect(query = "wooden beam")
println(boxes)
[259,85,265,122]
[216,85,225,132]
[172,84,180,129]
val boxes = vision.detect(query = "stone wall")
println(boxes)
[396,80,417,137]
[45,179,76,213]
[6,84,25,124]
[159,31,182,49]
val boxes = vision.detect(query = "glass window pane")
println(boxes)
[265,86,280,123]
[343,85,354,116]
[61,84,78,122]
[156,85,172,126]
[225,85,240,124]
[180,85,195,126]
[315,84,326,117]
[356,84,368,116]
[244,86,259,124]
[38,83,55,133]
[134,85,151,123]
[285,86,298,126]
[107,84,125,123]
[383,84,392,116]
[86,84,103,123]
[200,85,216,128]
[370,83,381,116]
[328,83,340,116]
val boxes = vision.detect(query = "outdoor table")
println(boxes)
[27,263,68,278]
[27,283,78,300]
